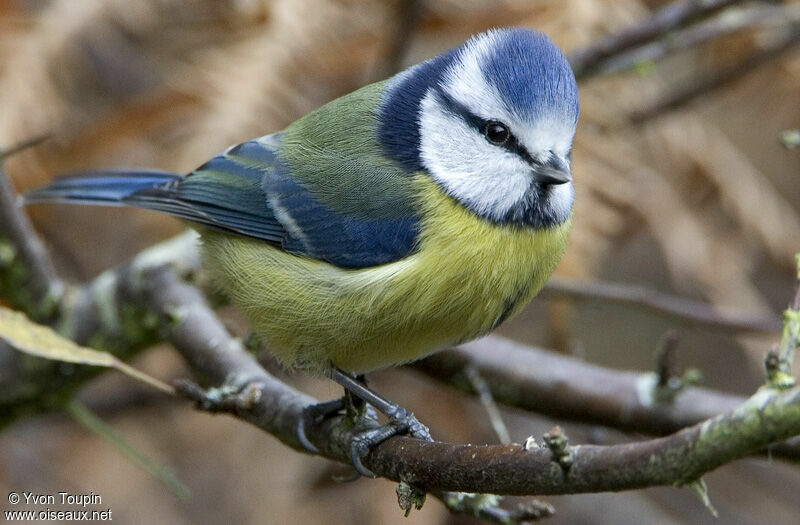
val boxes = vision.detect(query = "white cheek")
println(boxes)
[419,92,529,220]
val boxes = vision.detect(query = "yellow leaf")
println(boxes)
[0,306,174,394]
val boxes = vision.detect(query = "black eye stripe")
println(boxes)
[495,127,536,165]
[434,89,537,166]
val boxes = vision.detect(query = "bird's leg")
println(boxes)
[296,374,377,454]
[331,369,433,478]
[343,374,366,412]
[341,374,380,422]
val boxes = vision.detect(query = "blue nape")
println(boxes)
[376,48,459,172]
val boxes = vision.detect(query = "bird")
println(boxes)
[25,27,579,476]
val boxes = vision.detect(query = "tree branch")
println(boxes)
[766,261,800,389]
[0,231,199,425]
[416,337,739,434]
[541,277,780,335]
[0,193,789,455]
[413,336,800,461]
[369,384,800,495]
[570,0,743,79]
[587,4,800,77]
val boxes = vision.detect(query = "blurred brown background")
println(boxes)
[1,0,799,523]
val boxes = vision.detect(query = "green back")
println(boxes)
[279,80,419,219]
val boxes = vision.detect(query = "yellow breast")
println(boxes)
[202,175,571,374]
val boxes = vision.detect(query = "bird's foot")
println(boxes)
[300,369,433,478]
[349,403,432,478]
[296,391,379,454]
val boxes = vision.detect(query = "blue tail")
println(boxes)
[24,170,180,206]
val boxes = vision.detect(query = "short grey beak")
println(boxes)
[532,155,572,186]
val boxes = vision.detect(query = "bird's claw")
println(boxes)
[349,408,432,478]
[351,434,379,478]
[296,398,346,454]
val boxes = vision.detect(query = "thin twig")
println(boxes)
[779,260,800,367]
[631,25,800,122]
[656,330,681,390]
[570,0,743,78]
[540,277,780,335]
[0,136,63,318]
[766,258,800,389]
[593,4,800,76]
[653,331,701,403]
[464,365,511,445]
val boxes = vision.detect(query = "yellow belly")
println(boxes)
[201,176,571,374]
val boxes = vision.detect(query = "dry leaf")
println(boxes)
[0,306,174,394]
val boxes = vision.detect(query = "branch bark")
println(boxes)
[0,200,793,456]
[416,337,739,434]
[0,231,199,425]
[369,385,800,495]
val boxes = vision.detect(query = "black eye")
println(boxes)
[484,121,510,145]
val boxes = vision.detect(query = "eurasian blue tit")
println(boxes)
[27,27,578,471]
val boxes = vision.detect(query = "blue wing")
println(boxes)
[28,134,420,268]
[206,135,420,267]
[259,147,420,267]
